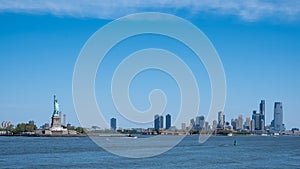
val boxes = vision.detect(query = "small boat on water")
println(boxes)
[227,133,233,136]
[128,134,138,139]
[98,134,137,138]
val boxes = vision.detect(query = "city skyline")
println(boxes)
[1,2,300,129]
[0,97,291,133]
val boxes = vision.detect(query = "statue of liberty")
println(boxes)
[53,95,60,117]
[51,95,64,131]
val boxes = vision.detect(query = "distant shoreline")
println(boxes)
[0,134,87,137]
[1,133,299,137]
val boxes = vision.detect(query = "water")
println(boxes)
[0,135,299,169]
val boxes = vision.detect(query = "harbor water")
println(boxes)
[0,135,299,169]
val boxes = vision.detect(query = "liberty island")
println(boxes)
[0,95,85,137]
[42,95,74,135]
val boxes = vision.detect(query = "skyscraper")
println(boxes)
[251,100,266,132]
[212,120,217,129]
[217,111,224,128]
[237,115,243,130]
[274,102,284,132]
[250,119,255,132]
[166,114,171,130]
[195,116,201,126]
[252,110,262,130]
[204,121,209,130]
[259,100,266,127]
[260,119,265,131]
[159,115,164,129]
[259,100,265,116]
[110,118,116,131]
[154,114,160,130]
[199,116,205,129]
[231,118,237,130]
[245,117,251,130]
[195,116,204,130]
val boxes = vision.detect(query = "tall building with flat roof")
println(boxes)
[245,117,251,130]
[250,119,255,132]
[196,116,201,126]
[252,109,265,132]
[252,111,260,130]
[159,116,164,129]
[259,100,266,129]
[231,118,237,130]
[260,119,265,131]
[274,102,284,132]
[217,111,224,128]
[199,116,205,129]
[237,115,243,130]
[212,120,217,129]
[166,114,171,130]
[204,121,209,130]
[195,116,204,130]
[110,118,116,131]
[154,114,160,130]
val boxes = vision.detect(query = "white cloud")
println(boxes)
[0,0,299,21]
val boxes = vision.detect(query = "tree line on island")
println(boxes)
[0,122,85,135]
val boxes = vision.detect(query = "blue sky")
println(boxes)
[0,1,300,129]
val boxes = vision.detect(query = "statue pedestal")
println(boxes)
[51,116,61,128]
[49,115,68,135]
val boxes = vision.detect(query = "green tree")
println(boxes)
[13,123,37,134]
[67,125,75,130]
[75,127,86,134]
[7,124,14,132]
